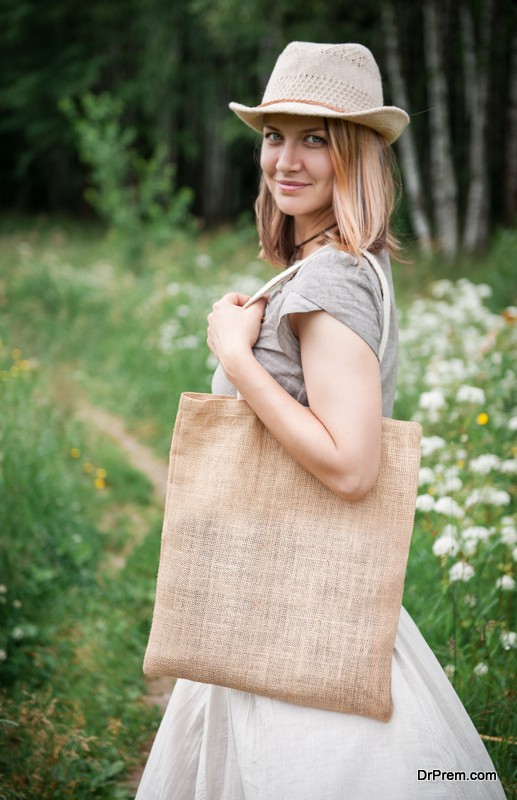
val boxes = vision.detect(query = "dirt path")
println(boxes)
[74,399,175,795]
[76,401,169,502]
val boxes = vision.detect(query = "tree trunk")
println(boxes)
[202,87,228,223]
[461,0,492,252]
[506,31,517,225]
[423,0,458,257]
[382,4,432,254]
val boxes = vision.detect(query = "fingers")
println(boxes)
[220,292,251,307]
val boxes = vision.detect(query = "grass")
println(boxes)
[0,213,516,796]
[0,335,163,798]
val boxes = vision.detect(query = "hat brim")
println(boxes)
[229,101,409,145]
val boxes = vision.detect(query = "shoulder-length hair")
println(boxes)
[255,118,400,268]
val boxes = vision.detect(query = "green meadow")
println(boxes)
[0,215,516,797]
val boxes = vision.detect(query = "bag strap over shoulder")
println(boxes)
[359,249,391,365]
[243,245,391,365]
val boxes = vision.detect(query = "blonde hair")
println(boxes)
[255,118,400,267]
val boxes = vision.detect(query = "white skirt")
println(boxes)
[135,607,506,799]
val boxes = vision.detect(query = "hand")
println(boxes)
[207,292,269,375]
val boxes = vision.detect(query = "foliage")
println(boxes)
[0,0,516,238]
[0,326,161,796]
[395,278,517,792]
[60,92,193,265]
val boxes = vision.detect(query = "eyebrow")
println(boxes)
[263,124,326,133]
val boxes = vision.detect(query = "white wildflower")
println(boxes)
[0,649,6,661]
[196,254,212,268]
[444,664,455,678]
[434,496,465,518]
[474,662,488,676]
[434,476,463,496]
[501,527,517,546]
[456,385,486,404]
[418,467,435,486]
[463,594,477,607]
[476,283,492,298]
[462,526,491,542]
[431,279,454,299]
[433,528,460,556]
[449,561,475,582]
[419,389,446,411]
[166,281,181,296]
[465,488,511,508]
[502,517,516,526]
[12,627,24,640]
[500,460,517,474]
[456,449,468,460]
[416,494,436,511]
[500,631,517,650]
[496,576,516,591]
[469,454,501,474]
[513,548,517,562]
[175,335,200,350]
[421,436,446,456]
[12,600,22,609]
[508,416,517,431]
[176,304,190,318]
[0,585,7,594]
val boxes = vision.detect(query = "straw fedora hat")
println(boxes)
[230,41,409,145]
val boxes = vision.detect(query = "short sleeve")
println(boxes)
[276,249,384,362]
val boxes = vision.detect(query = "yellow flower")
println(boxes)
[476,412,488,425]
[20,360,30,371]
[94,478,106,489]
[512,446,517,458]
[1,370,9,381]
[70,448,81,459]
[456,460,464,468]
[428,486,436,495]
[11,348,21,360]
[96,468,107,479]
[10,366,19,377]
[83,462,94,473]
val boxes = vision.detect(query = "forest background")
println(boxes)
[1,0,517,798]
[1,0,517,252]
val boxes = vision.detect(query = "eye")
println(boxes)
[306,134,325,144]
[264,132,283,142]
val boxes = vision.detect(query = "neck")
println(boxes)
[293,210,337,260]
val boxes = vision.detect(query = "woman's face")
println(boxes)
[260,113,335,225]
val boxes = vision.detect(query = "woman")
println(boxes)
[136,42,505,799]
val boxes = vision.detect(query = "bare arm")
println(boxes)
[207,294,382,501]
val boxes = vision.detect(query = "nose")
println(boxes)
[275,139,301,174]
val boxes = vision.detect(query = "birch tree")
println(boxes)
[382,4,432,254]
[423,0,458,257]
[461,0,492,252]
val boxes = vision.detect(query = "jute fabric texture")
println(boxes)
[143,393,422,722]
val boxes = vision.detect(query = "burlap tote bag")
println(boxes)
[143,251,422,723]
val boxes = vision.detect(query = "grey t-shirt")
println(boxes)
[212,245,399,418]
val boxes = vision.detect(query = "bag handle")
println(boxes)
[243,246,391,364]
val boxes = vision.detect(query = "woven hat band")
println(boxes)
[258,99,352,114]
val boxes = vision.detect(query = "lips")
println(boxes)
[275,179,309,191]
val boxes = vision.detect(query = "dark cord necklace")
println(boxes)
[287,222,339,266]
